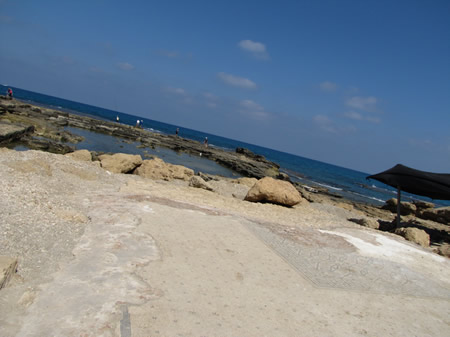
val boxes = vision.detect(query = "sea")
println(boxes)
[3,84,449,207]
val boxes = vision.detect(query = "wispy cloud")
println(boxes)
[346,96,377,111]
[314,114,337,133]
[238,40,269,60]
[218,72,257,89]
[203,92,217,99]
[320,81,338,92]
[344,111,380,123]
[203,92,218,108]
[165,87,187,95]
[366,116,381,124]
[408,138,433,148]
[239,99,270,120]
[344,111,363,120]
[117,62,134,71]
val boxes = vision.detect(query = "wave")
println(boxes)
[311,181,343,191]
[350,191,386,203]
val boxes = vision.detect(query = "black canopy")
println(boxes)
[367,164,450,201]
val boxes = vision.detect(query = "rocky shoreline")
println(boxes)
[1,96,449,252]
[0,96,281,179]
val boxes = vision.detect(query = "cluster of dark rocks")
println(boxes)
[381,198,450,225]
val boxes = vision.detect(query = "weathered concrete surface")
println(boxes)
[1,150,449,337]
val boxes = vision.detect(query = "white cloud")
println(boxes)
[117,62,134,71]
[366,116,381,124]
[409,138,433,148]
[346,96,377,111]
[238,40,269,60]
[239,40,266,53]
[203,92,218,99]
[344,111,380,123]
[203,92,219,108]
[320,81,338,92]
[240,99,263,111]
[313,115,337,133]
[218,72,257,89]
[239,99,270,120]
[166,87,187,95]
[344,111,363,120]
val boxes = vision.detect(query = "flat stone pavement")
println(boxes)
[6,191,450,337]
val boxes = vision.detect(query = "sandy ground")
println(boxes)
[0,149,449,337]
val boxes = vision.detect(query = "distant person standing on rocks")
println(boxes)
[204,137,208,148]
[116,115,119,122]
[176,128,179,136]
[7,88,13,99]
[136,119,140,128]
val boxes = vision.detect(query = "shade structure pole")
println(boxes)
[396,187,401,228]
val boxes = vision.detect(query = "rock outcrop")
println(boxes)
[382,198,417,216]
[395,227,430,247]
[65,149,92,162]
[435,244,450,258]
[0,98,281,179]
[348,217,380,229]
[189,176,214,191]
[233,177,258,188]
[133,157,194,181]
[244,177,302,207]
[419,207,450,225]
[0,121,34,144]
[99,153,143,173]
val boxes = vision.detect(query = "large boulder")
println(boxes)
[394,227,430,247]
[65,149,92,162]
[244,177,302,207]
[419,207,450,225]
[435,244,450,258]
[98,153,143,173]
[413,200,435,212]
[133,157,194,181]
[382,198,417,216]
[234,177,258,188]
[348,217,380,229]
[189,176,213,191]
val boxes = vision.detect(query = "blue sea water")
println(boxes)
[3,84,449,207]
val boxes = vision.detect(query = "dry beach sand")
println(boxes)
[0,148,449,336]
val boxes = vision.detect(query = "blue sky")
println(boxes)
[1,0,449,173]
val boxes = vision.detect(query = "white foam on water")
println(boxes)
[311,181,343,191]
